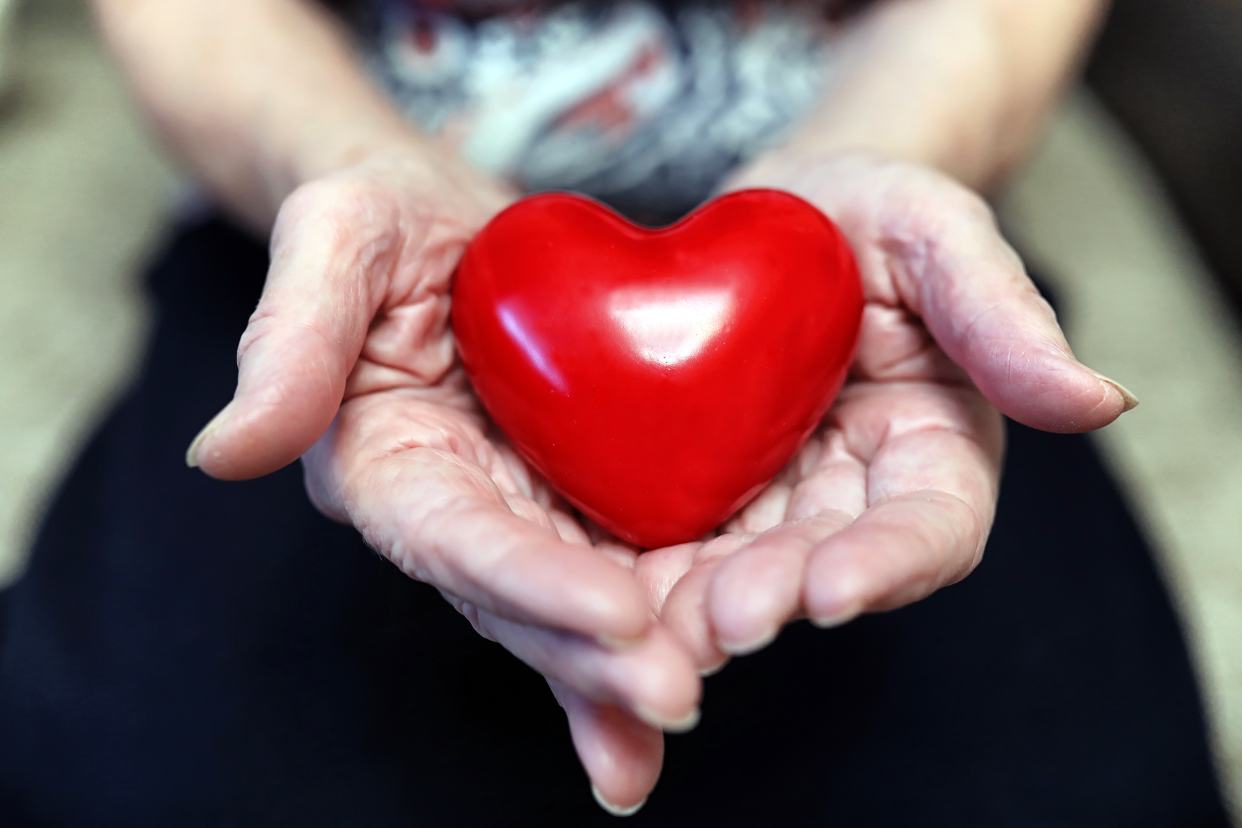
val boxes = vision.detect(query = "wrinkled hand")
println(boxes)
[184,152,700,814]
[632,153,1136,673]
[185,149,1135,815]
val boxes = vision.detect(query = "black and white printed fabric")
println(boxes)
[363,1,837,219]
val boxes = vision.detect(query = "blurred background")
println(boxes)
[1,0,1239,819]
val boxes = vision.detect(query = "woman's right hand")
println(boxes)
[184,150,699,815]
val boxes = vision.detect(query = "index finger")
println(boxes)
[340,440,654,645]
[768,156,1138,433]
[801,380,1003,625]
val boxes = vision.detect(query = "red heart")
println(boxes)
[452,190,864,548]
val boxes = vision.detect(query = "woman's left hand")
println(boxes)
[630,153,1136,673]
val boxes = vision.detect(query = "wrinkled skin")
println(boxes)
[187,151,1133,813]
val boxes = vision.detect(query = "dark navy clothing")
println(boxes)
[0,218,1231,825]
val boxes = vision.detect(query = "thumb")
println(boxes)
[829,159,1138,433]
[892,187,1138,433]
[185,179,400,480]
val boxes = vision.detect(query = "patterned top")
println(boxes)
[358,1,840,221]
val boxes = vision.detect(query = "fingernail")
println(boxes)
[1091,371,1139,413]
[595,632,646,652]
[717,625,778,657]
[810,601,862,629]
[591,785,647,817]
[185,408,229,468]
[634,704,700,734]
[699,656,729,677]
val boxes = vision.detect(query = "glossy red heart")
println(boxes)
[452,190,864,549]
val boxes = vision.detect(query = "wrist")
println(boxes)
[282,109,431,192]
[258,99,435,222]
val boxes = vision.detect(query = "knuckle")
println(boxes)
[235,309,276,364]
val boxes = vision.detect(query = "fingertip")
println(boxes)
[802,519,900,625]
[804,493,983,622]
[615,627,703,733]
[660,566,730,673]
[987,352,1137,435]
[810,609,861,629]
[592,784,647,818]
[532,549,653,645]
[411,494,655,642]
[804,553,867,629]
[595,631,649,652]
[590,579,655,646]
[1092,371,1139,413]
[709,554,791,657]
[188,395,335,480]
[708,554,780,656]
[185,407,228,470]
[513,563,652,646]
[717,626,778,657]
[633,704,701,734]
[1046,365,1136,433]
[707,518,846,656]
[562,697,663,816]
